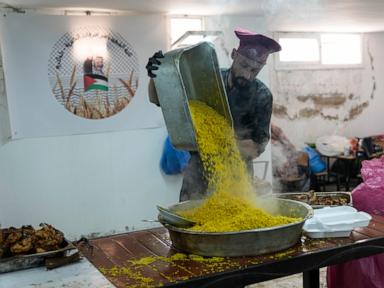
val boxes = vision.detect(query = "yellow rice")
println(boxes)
[177,100,301,232]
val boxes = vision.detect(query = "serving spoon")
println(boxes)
[156,205,196,228]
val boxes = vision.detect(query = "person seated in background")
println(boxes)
[360,136,384,159]
[271,124,310,192]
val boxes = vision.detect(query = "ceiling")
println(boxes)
[2,0,384,32]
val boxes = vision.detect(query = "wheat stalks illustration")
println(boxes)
[112,85,118,114]
[63,65,78,109]
[65,81,77,109]
[91,105,104,119]
[52,80,58,93]
[114,97,130,113]
[82,98,90,118]
[55,71,65,101]
[70,65,77,87]
[67,102,75,113]
[118,78,135,98]
[95,90,103,113]
[105,92,111,117]
[128,70,134,86]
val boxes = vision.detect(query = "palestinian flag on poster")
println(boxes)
[84,74,108,92]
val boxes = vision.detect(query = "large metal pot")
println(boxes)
[153,41,232,151]
[159,198,313,257]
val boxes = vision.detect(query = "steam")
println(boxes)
[271,124,309,193]
[261,0,325,31]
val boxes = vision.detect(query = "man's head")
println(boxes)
[230,28,281,89]
[93,56,104,70]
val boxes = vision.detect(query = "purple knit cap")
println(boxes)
[235,27,281,60]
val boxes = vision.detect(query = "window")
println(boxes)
[276,33,362,69]
[169,16,222,49]
[320,34,362,65]
[279,38,319,62]
[170,17,203,47]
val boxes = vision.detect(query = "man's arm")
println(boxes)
[148,79,160,106]
[242,84,273,159]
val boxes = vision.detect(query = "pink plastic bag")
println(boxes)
[327,156,384,288]
[353,156,384,215]
[327,255,384,288]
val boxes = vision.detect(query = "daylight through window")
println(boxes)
[277,33,362,67]
[170,17,203,46]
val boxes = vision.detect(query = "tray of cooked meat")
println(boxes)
[0,223,77,273]
[274,191,352,208]
[308,191,352,208]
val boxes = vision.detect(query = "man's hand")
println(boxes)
[145,50,164,78]
[238,139,260,160]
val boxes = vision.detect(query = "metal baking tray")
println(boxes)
[310,192,352,208]
[0,239,77,273]
[159,198,313,257]
[153,41,233,151]
[274,191,352,208]
[274,192,310,203]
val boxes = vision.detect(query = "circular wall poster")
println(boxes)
[48,26,139,119]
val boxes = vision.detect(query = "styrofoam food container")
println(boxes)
[303,206,372,238]
[312,206,357,216]
[318,211,371,230]
[305,206,357,226]
[304,229,352,238]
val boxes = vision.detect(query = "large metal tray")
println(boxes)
[0,239,77,273]
[275,191,352,208]
[153,41,233,151]
[159,198,313,257]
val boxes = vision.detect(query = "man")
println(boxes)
[93,56,105,76]
[147,28,281,201]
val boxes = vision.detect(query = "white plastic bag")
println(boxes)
[316,135,350,156]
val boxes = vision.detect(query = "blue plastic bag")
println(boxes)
[304,146,326,174]
[160,136,191,175]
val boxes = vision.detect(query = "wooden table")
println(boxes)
[77,215,384,288]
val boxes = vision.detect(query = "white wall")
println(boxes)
[345,32,384,138]
[0,126,183,239]
[271,32,384,147]
[0,14,274,239]
[0,51,11,145]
